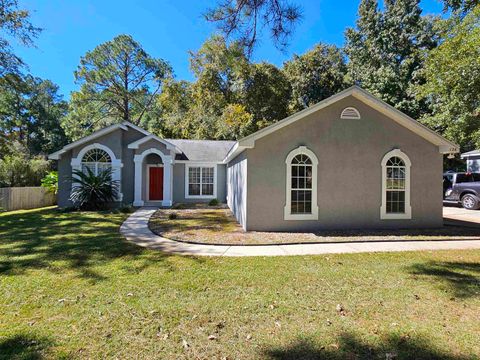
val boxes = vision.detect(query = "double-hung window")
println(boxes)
[186,165,216,198]
[381,149,412,219]
[284,146,319,220]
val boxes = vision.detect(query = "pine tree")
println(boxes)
[345,0,438,119]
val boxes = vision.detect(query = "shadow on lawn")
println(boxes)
[0,334,54,360]
[0,208,200,281]
[408,261,480,298]
[263,332,471,360]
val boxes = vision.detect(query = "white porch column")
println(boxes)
[162,155,173,207]
[133,155,144,207]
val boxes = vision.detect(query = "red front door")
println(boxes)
[149,167,164,201]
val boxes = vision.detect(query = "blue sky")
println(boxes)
[12,0,445,98]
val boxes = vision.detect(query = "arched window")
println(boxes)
[284,146,318,220]
[81,148,112,175]
[381,149,411,219]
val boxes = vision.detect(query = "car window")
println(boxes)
[456,173,480,183]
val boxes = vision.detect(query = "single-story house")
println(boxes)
[461,150,480,172]
[49,86,459,231]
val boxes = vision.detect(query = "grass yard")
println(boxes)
[149,206,480,245]
[0,207,479,359]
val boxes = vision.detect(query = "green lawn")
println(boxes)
[0,207,479,359]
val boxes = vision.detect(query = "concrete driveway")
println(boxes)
[443,205,480,227]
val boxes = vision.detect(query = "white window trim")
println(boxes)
[71,143,123,201]
[380,149,412,220]
[340,107,361,119]
[284,146,319,220]
[185,163,217,199]
[146,164,164,202]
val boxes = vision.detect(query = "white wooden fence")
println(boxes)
[0,187,56,212]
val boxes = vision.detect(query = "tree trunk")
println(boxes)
[123,54,130,122]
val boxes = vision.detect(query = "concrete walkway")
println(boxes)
[120,207,480,257]
[443,205,480,227]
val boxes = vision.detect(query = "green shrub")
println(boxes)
[168,212,178,220]
[173,203,186,209]
[69,168,120,210]
[0,153,51,187]
[208,198,219,206]
[119,205,134,214]
[41,171,58,194]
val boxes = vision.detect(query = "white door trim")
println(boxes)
[133,148,173,207]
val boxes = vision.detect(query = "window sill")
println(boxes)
[284,207,319,221]
[380,207,412,220]
[185,195,216,199]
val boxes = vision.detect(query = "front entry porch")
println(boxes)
[133,148,173,207]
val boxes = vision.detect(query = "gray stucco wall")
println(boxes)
[242,95,443,231]
[57,150,73,208]
[56,125,228,207]
[172,163,227,203]
[227,151,247,229]
[120,128,147,204]
[57,126,145,207]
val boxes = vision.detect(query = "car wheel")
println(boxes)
[461,194,480,210]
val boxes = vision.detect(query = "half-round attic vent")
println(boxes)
[340,107,361,119]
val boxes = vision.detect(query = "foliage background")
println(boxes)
[1,0,479,183]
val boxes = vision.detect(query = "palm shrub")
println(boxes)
[70,167,120,210]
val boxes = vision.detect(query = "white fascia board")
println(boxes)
[351,88,459,154]
[233,85,459,155]
[121,121,150,136]
[48,121,181,160]
[236,87,355,148]
[48,150,63,160]
[48,123,127,160]
[174,160,223,164]
[123,121,181,152]
[460,151,480,159]
[127,134,181,153]
[222,142,250,164]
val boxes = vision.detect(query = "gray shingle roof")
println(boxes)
[166,139,236,162]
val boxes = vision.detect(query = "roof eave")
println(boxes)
[48,122,182,160]
[234,85,459,155]
[48,123,128,160]
[127,134,181,153]
[461,151,480,159]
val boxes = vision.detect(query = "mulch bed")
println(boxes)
[148,204,480,245]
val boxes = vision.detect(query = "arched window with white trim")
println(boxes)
[70,143,123,201]
[381,149,412,219]
[284,146,319,220]
[81,148,112,175]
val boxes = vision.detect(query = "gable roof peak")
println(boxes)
[223,86,459,163]
[49,121,179,160]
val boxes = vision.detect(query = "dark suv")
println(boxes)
[443,172,480,210]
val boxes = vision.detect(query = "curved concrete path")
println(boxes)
[120,207,480,257]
